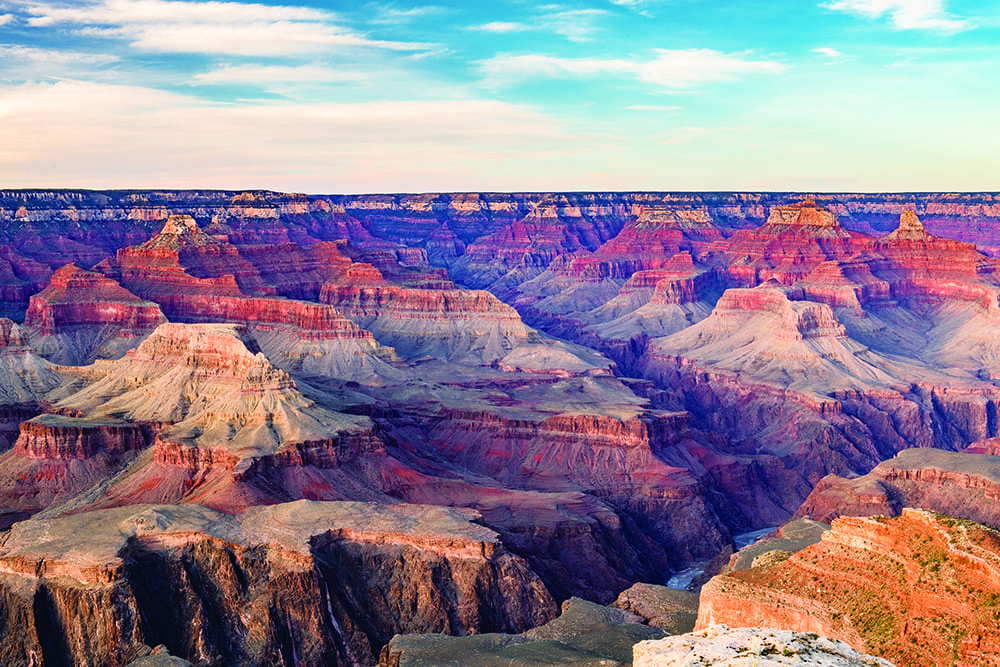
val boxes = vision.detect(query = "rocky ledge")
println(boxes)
[633,625,894,666]
[0,500,555,667]
[697,509,1000,666]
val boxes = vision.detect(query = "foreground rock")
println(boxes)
[379,596,663,667]
[0,500,554,667]
[697,509,1000,666]
[633,625,894,666]
[613,583,699,635]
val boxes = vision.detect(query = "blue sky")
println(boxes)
[0,0,997,192]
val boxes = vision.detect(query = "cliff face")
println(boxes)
[0,501,555,667]
[14,415,147,459]
[24,264,167,365]
[320,282,534,363]
[796,447,1000,525]
[417,409,729,562]
[44,322,393,513]
[697,509,1000,666]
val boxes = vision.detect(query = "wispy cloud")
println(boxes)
[481,49,786,90]
[823,0,970,32]
[812,47,843,57]
[369,5,445,25]
[17,0,433,56]
[0,13,14,25]
[541,8,609,42]
[469,8,608,41]
[0,44,120,80]
[469,21,528,33]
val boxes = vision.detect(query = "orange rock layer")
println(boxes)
[697,509,1000,667]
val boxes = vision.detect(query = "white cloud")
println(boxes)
[469,9,608,41]
[17,0,432,56]
[481,49,786,90]
[812,47,843,57]
[469,21,528,33]
[0,13,14,25]
[0,44,118,64]
[369,5,444,24]
[0,80,573,192]
[823,0,969,32]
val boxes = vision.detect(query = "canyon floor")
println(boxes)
[3,190,1000,665]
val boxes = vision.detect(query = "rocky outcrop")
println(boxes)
[633,625,894,666]
[697,509,1000,666]
[0,245,53,318]
[717,200,867,287]
[450,195,628,292]
[26,264,166,336]
[410,408,733,564]
[14,415,147,459]
[320,282,536,363]
[796,447,1000,525]
[47,323,391,511]
[613,583,699,634]
[25,264,167,364]
[566,207,724,281]
[379,596,663,667]
[0,501,555,667]
[0,415,150,515]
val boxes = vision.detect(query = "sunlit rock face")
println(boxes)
[633,625,894,667]
[697,509,1000,666]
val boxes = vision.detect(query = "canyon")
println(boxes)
[2,189,1000,664]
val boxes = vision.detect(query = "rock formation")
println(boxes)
[0,318,62,450]
[0,500,554,667]
[25,264,167,364]
[633,625,894,666]
[46,323,391,512]
[796,447,1000,525]
[5,189,1000,665]
[698,509,1000,666]
[379,596,663,667]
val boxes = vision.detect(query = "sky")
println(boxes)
[0,0,998,193]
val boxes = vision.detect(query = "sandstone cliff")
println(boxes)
[697,509,1000,666]
[0,501,554,667]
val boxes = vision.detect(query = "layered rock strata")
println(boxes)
[0,318,62,449]
[697,509,1000,666]
[796,447,1000,525]
[25,264,167,364]
[0,501,554,667]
